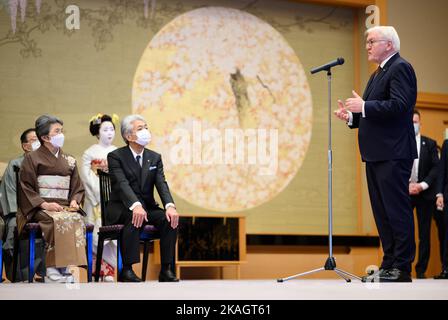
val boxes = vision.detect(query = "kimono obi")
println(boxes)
[37,175,71,200]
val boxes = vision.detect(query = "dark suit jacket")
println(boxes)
[349,53,418,162]
[413,135,439,201]
[106,146,174,225]
[437,139,448,201]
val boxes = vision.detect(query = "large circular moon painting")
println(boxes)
[132,7,312,212]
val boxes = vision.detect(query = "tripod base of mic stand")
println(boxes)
[277,257,362,283]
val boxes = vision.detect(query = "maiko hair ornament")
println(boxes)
[89,113,119,136]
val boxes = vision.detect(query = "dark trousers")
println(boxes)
[366,160,415,273]
[3,239,46,281]
[118,207,177,266]
[2,215,45,281]
[435,208,448,270]
[411,196,435,274]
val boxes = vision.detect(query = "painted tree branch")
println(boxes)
[0,0,347,58]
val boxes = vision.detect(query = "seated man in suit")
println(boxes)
[107,114,179,282]
[0,128,46,281]
[409,110,440,279]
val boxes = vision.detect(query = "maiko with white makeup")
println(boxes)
[80,113,119,282]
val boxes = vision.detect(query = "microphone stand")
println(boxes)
[277,68,362,283]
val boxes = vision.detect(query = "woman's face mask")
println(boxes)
[99,121,115,146]
[49,133,65,148]
[43,123,64,149]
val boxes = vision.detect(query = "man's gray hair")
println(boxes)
[365,26,400,51]
[121,114,147,144]
[35,114,63,144]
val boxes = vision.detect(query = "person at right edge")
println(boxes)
[409,110,440,279]
[434,139,448,279]
[334,26,417,282]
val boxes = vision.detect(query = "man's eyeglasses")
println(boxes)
[366,39,389,47]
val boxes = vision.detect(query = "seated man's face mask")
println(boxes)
[135,128,151,147]
[31,140,41,151]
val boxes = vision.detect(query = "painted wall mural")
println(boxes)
[0,0,365,234]
[132,7,312,212]
[0,0,347,57]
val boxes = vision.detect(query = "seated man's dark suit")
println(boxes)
[107,146,177,267]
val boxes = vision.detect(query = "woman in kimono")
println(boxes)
[17,114,86,282]
[80,114,118,282]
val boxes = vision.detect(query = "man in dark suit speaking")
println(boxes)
[334,26,417,282]
[107,114,179,282]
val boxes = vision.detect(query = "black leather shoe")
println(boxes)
[434,270,448,279]
[416,272,426,279]
[361,268,389,282]
[159,269,179,282]
[119,269,142,282]
[379,268,412,282]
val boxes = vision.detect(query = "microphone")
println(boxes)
[310,57,345,74]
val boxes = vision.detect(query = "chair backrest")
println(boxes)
[13,165,20,206]
[97,170,111,227]
[0,215,4,240]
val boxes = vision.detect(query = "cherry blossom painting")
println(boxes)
[132,7,313,212]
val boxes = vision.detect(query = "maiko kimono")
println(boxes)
[17,146,87,268]
[80,143,117,276]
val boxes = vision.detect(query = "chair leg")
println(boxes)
[95,234,104,282]
[0,240,3,283]
[117,236,123,277]
[12,229,19,283]
[28,230,36,283]
[141,241,150,281]
[86,231,93,283]
[41,239,46,283]
[171,257,176,274]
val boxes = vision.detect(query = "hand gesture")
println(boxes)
[345,90,364,113]
[334,100,350,121]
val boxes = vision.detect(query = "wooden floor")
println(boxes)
[1,279,447,300]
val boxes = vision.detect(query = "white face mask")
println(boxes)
[135,129,151,147]
[31,140,41,151]
[49,133,65,148]
[414,123,420,136]
[99,122,115,146]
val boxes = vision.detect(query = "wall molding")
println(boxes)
[416,92,448,110]
[292,0,376,7]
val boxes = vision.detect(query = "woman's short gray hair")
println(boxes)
[35,114,63,144]
[121,114,147,144]
[365,26,400,51]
